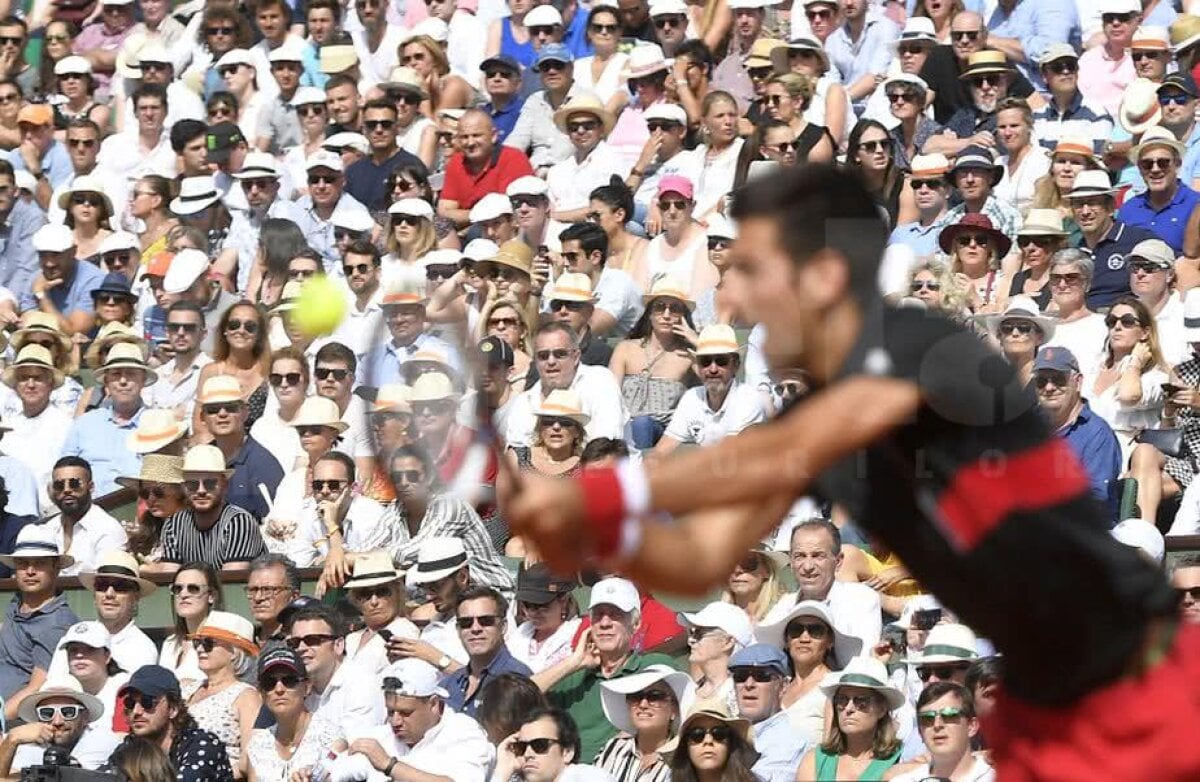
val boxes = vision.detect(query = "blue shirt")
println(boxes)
[485,97,526,144]
[1058,400,1121,524]
[562,9,594,59]
[227,436,284,521]
[0,594,78,700]
[1116,181,1200,256]
[750,710,808,782]
[889,220,942,259]
[1179,124,1200,190]
[358,332,463,387]
[825,15,901,109]
[344,148,428,213]
[1032,91,1113,151]
[60,405,145,496]
[0,198,45,301]
[981,0,1076,91]
[1085,220,1158,310]
[440,645,532,718]
[17,259,105,316]
[6,141,72,189]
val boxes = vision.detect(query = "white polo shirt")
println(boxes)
[664,380,765,447]
[306,658,387,734]
[396,707,493,782]
[42,505,129,576]
[594,267,645,337]
[504,364,628,447]
[546,141,631,213]
[285,494,391,567]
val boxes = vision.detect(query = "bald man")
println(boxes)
[438,109,535,228]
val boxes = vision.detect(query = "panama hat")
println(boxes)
[57,175,114,216]
[1016,208,1068,237]
[1046,136,1104,169]
[667,699,754,755]
[623,43,671,79]
[346,549,404,589]
[290,397,349,434]
[743,38,784,69]
[553,92,615,135]
[2,344,63,388]
[406,537,469,585]
[194,611,260,656]
[1065,169,1118,199]
[771,35,828,74]
[819,656,906,711]
[949,144,1003,185]
[381,275,428,307]
[937,212,1012,257]
[115,454,184,495]
[643,276,695,309]
[693,324,742,356]
[894,17,937,48]
[17,674,103,726]
[0,524,74,568]
[958,49,1014,80]
[980,295,1057,341]
[1132,25,1170,51]
[533,389,590,427]
[125,409,188,454]
[85,322,144,370]
[901,623,979,665]
[372,383,413,414]
[198,375,244,405]
[94,342,156,386]
[181,444,232,477]
[1119,78,1164,134]
[11,311,70,354]
[601,664,696,735]
[78,550,158,596]
[909,153,951,180]
[549,273,594,303]
[1171,14,1200,55]
[409,372,459,403]
[1131,124,1187,160]
[489,240,533,276]
[753,600,863,668]
[170,176,221,216]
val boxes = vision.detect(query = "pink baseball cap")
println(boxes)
[656,175,694,200]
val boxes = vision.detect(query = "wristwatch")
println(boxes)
[435,654,452,670]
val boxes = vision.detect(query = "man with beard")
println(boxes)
[144,301,212,422]
[655,325,763,457]
[942,50,1015,147]
[330,239,382,358]
[0,674,104,773]
[41,457,127,576]
[114,665,232,781]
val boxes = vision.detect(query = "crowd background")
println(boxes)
[0,0,1195,780]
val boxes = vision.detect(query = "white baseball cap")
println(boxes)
[506,176,549,198]
[59,621,112,650]
[463,238,499,262]
[33,224,75,253]
[588,577,640,614]
[324,132,369,155]
[215,48,255,70]
[678,602,753,647]
[382,659,449,698]
[469,192,513,223]
[54,56,92,76]
[290,86,327,107]
[162,249,210,294]
[332,208,376,233]
[649,0,688,16]
[525,4,563,26]
[98,231,139,254]
[305,150,344,173]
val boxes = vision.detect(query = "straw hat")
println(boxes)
[623,43,671,79]
[1132,25,1170,51]
[980,295,1057,341]
[533,389,590,426]
[17,674,103,726]
[1131,124,1187,160]
[901,623,979,665]
[1119,78,1164,134]
[753,600,863,668]
[692,324,742,356]
[2,344,64,388]
[381,275,428,307]
[819,656,906,711]
[115,454,184,494]
[743,38,785,69]
[549,273,594,303]
[181,444,232,477]
[94,342,156,386]
[11,311,70,354]
[198,375,244,405]
[1065,169,1118,200]
[0,524,74,568]
[669,699,754,754]
[1170,14,1200,55]
[372,383,413,413]
[1016,209,1068,237]
[126,409,188,454]
[553,92,615,135]
[85,322,145,371]
[958,49,1013,80]
[194,611,260,656]
[57,175,113,216]
[493,240,534,276]
[643,276,695,309]
[600,664,696,735]
[291,397,349,434]
[78,550,158,596]
[909,153,951,179]
[409,372,458,403]
[345,549,404,589]
[771,36,829,74]
[1046,136,1104,169]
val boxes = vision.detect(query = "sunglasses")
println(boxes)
[785,621,829,640]
[365,119,396,131]
[225,318,259,334]
[1158,92,1192,106]
[698,354,732,368]
[456,614,501,629]
[425,265,456,280]
[137,486,169,500]
[907,279,941,294]
[528,24,558,35]
[297,425,332,438]
[1050,272,1083,285]
[0,35,22,46]
[170,583,206,596]
[218,66,240,78]
[1132,51,1165,62]
[708,237,731,251]
[550,299,587,312]
[192,636,221,652]
[202,402,242,416]
[952,29,980,41]
[350,584,394,601]
[1177,586,1200,601]
[766,140,801,155]
[653,14,685,28]
[1017,236,1055,248]
[590,22,618,33]
[270,372,303,387]
[390,469,424,483]
[998,321,1035,336]
[36,704,84,722]
[658,198,690,212]
[748,66,773,81]
[68,137,97,148]
[510,195,543,209]
[1034,370,1069,389]
[624,688,672,704]
[649,300,687,315]
[166,322,199,333]
[969,75,1001,88]
[858,139,891,154]
[917,706,966,726]
[260,674,305,691]
[183,478,220,493]
[805,8,832,20]
[898,44,927,56]
[484,68,517,80]
[392,214,424,228]
[93,577,139,593]
[122,692,160,713]
[1139,157,1174,171]
[71,193,103,207]
[832,693,878,710]
[1102,12,1135,24]
[342,261,374,276]
[95,294,129,306]
[52,477,84,492]
[311,479,345,493]
[206,25,235,35]
[684,725,732,745]
[297,105,325,117]
[955,233,989,248]
[646,120,681,133]
[916,664,970,681]
[567,120,601,133]
[1045,60,1078,75]
[315,367,350,381]
[539,416,578,430]
[1131,260,1166,274]
[910,177,945,191]
[509,738,562,755]
[286,633,336,649]
[536,348,573,361]
[1106,313,1143,329]
[730,667,777,684]
[887,91,917,104]
[490,316,519,328]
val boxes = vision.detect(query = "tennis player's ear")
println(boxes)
[797,248,851,308]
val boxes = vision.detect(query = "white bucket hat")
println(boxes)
[600,664,696,735]
[753,600,863,668]
[980,295,1057,342]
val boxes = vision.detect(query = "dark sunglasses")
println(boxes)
[456,614,501,629]
[653,14,684,28]
[286,633,336,649]
[730,667,777,683]
[351,584,394,600]
[509,738,562,755]
[567,120,601,133]
[297,425,332,438]
[528,24,558,35]
[52,478,84,491]
[95,294,129,306]
[206,25,235,35]
[536,348,573,361]
[911,178,944,190]
[510,195,543,209]
[748,66,772,80]
[698,354,732,368]
[297,105,325,117]
[805,8,831,20]
[590,22,618,33]
[315,367,350,381]
[1102,12,1135,24]
[311,479,345,492]
[955,233,989,248]
[550,299,587,312]
[646,120,681,133]
[784,621,829,640]
[649,300,686,315]
[71,193,103,207]
[1158,92,1192,107]
[708,237,731,250]
[998,321,1035,336]
[1106,313,1143,328]
[169,583,205,596]
[1177,586,1200,601]
[365,119,396,131]
[832,693,878,709]
[887,91,917,103]
[1034,370,1069,389]
[1044,60,1078,75]
[343,262,374,275]
[969,75,1001,88]
[166,322,199,333]
[183,478,220,493]
[658,198,690,212]
[225,318,259,334]
[1132,51,1165,62]
[269,372,302,387]
[624,688,672,704]
[1017,235,1055,248]
[390,469,424,483]
[685,725,732,745]
[916,664,970,681]
[766,140,801,155]
[260,674,305,690]
[484,68,517,80]
[192,637,219,652]
[93,577,139,593]
[952,29,980,41]
[308,174,339,186]
[539,416,578,430]
[858,139,891,154]
[917,707,966,726]
[137,486,169,501]
[68,137,97,148]
[202,402,242,416]
[392,214,423,227]
[898,44,928,56]
[122,693,160,713]
[1139,157,1175,171]
[911,280,941,292]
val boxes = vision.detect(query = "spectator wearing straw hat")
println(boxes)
[547,91,625,223]
[889,153,951,258]
[656,325,764,457]
[0,345,73,506]
[158,444,267,573]
[358,276,461,388]
[0,672,105,774]
[1118,125,1200,255]
[0,524,79,721]
[557,221,643,338]
[60,342,154,496]
[59,551,159,676]
[42,456,128,576]
[546,271,612,366]
[195,375,284,524]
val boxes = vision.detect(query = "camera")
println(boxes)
[20,768,118,782]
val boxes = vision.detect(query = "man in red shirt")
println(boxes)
[438,109,534,229]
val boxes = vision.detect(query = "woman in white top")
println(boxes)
[506,564,582,673]
[771,36,852,149]
[1086,295,1169,461]
[246,649,346,781]
[282,88,330,199]
[572,5,630,110]
[388,71,439,169]
[754,600,862,747]
[634,178,714,299]
[994,98,1050,218]
[342,551,420,676]
[187,612,262,778]
[158,564,222,700]
[249,347,309,473]
[382,198,439,273]
[689,91,744,220]
[1042,249,1108,379]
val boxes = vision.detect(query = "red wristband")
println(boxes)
[579,467,625,558]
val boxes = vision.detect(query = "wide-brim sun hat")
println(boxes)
[937,212,1012,258]
[0,524,74,569]
[753,600,863,668]
[290,396,350,434]
[664,699,754,755]
[84,322,144,371]
[345,549,405,589]
[93,341,156,386]
[57,175,114,216]
[1131,124,1187,160]
[552,92,616,135]
[899,622,980,665]
[979,294,1057,342]
[819,656,906,711]
[771,35,829,74]
[17,675,103,726]
[125,408,189,454]
[1046,136,1105,169]
[1119,77,1164,134]
[1016,208,1069,238]
[12,311,71,354]
[600,664,696,735]
[194,611,260,656]
[2,344,64,388]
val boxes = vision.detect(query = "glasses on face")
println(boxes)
[1132,51,1164,62]
[1158,92,1192,107]
[955,233,988,248]
[653,14,684,28]
[0,92,18,104]
[68,137,98,149]
[288,268,318,281]
[225,318,259,334]
[1050,271,1083,286]
[297,425,331,438]
[311,479,345,493]
[916,664,969,681]
[1139,157,1174,172]
[192,636,220,653]
[625,688,672,705]
[658,198,690,212]
[628,75,665,92]
[296,104,325,118]
[567,119,601,134]
[1177,586,1200,601]
[646,120,682,133]
[315,367,350,382]
[698,354,732,368]
[170,583,206,596]
[1131,260,1166,275]
[390,469,424,484]
[536,348,573,361]
[365,118,396,131]
[917,706,966,727]
[286,633,336,649]
[122,692,160,713]
[183,478,220,494]
[244,585,291,598]
[166,321,199,334]
[36,704,84,722]
[1017,236,1055,249]
[832,693,877,710]
[350,584,394,601]
[206,25,235,35]
[308,174,339,186]
[858,139,890,154]
[71,193,103,208]
[0,35,22,46]
[1106,313,1143,329]
[209,105,233,118]
[785,621,829,640]
[649,300,686,315]
[763,94,786,107]
[490,316,518,329]
[218,66,240,78]
[138,485,170,500]
[998,321,1035,336]
[1045,60,1078,75]
[550,299,587,313]
[96,294,129,306]
[270,372,302,387]
[260,673,305,691]
[708,237,731,251]
[898,44,927,56]
[93,577,139,593]
[1102,11,1135,24]
[483,68,517,81]
[911,279,940,293]
[805,8,832,20]
[685,725,732,745]
[969,75,1000,89]
[539,416,578,431]
[952,29,980,41]
[456,614,501,629]
[590,22,618,34]
[748,66,773,81]
[1034,370,1069,389]
[730,667,777,684]
[887,91,917,104]
[509,738,562,756]
[528,24,558,36]
[202,402,242,417]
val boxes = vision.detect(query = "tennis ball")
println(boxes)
[293,276,347,337]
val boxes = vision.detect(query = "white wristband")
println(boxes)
[615,458,651,518]
[616,516,644,562]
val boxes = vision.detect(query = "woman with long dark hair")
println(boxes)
[116,455,186,565]
[245,218,309,305]
[668,702,759,782]
[193,302,272,436]
[589,178,647,275]
[844,119,903,228]
[157,563,224,699]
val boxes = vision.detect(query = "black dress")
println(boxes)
[1006,270,1052,311]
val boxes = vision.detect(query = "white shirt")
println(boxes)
[683,138,745,217]
[250,409,304,474]
[351,25,407,87]
[505,617,582,674]
[448,10,487,85]
[49,621,157,679]
[633,148,705,212]
[1043,313,1108,380]
[995,149,1052,217]
[307,658,387,734]
[593,267,644,336]
[96,129,176,181]
[891,757,996,782]
[121,81,206,131]
[340,394,374,460]
[504,364,628,447]
[42,505,129,576]
[286,494,390,567]
[764,580,883,651]
[664,380,765,447]
[144,353,213,424]
[1,402,72,510]
[332,284,385,358]
[345,618,421,677]
[397,707,493,782]
[1083,354,1166,441]
[1154,292,1188,367]
[547,141,631,213]
[71,672,128,770]
[420,615,469,666]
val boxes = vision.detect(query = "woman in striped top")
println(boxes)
[595,665,695,778]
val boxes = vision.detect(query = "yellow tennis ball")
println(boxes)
[293,276,347,337]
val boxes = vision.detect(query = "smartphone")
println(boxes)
[1162,382,1185,396]
[378,628,394,642]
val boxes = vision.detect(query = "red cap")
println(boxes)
[656,175,694,201]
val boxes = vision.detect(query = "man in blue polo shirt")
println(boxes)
[440,586,530,718]
[18,223,104,336]
[1118,125,1200,255]
[1034,346,1121,523]
[1067,169,1157,309]
[480,55,525,143]
[343,99,427,212]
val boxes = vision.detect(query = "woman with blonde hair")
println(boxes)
[479,297,534,390]
[796,658,903,780]
[763,73,833,163]
[999,209,1069,310]
[1030,136,1104,244]
[109,737,178,782]
[938,213,1010,314]
[720,548,784,625]
[399,34,473,114]
[772,36,851,148]
[903,258,971,316]
[187,611,262,777]
[8,312,82,414]
[383,198,438,272]
[913,0,964,42]
[994,97,1048,217]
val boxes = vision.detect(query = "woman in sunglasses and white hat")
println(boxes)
[596,663,695,782]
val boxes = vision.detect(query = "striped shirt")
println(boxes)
[594,735,671,782]
[384,495,514,592]
[160,504,268,569]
